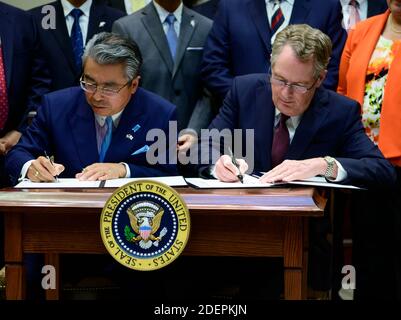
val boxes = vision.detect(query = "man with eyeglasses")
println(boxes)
[208,24,395,188]
[200,24,396,298]
[5,32,178,184]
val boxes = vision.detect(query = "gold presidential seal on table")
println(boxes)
[100,180,190,271]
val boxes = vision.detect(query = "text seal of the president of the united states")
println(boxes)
[100,180,190,271]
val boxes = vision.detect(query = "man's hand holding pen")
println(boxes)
[28,156,65,182]
[215,154,248,183]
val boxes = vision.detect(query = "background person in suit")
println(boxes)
[6,32,177,185]
[113,0,213,167]
[30,0,125,91]
[340,0,388,32]
[201,0,347,103]
[204,24,396,295]
[0,0,50,287]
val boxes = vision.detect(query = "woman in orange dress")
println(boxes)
[338,0,401,300]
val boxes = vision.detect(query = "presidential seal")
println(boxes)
[100,180,190,271]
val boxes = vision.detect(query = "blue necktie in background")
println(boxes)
[99,116,113,162]
[165,13,178,59]
[70,8,84,72]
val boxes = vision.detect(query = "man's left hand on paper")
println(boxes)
[260,158,330,183]
[28,156,65,182]
[76,163,126,181]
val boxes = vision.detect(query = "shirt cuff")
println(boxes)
[19,160,35,181]
[121,162,131,178]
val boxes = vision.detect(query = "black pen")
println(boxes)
[44,150,59,182]
[228,147,244,184]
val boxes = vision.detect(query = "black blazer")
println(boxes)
[30,0,125,91]
[0,2,50,135]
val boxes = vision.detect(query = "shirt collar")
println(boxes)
[266,0,295,5]
[274,108,302,128]
[340,0,365,7]
[152,0,183,25]
[61,0,92,18]
[95,109,124,127]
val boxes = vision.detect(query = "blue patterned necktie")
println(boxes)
[99,116,113,163]
[70,8,84,72]
[165,13,178,59]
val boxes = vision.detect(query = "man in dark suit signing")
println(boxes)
[30,0,125,91]
[202,24,396,296]
[6,32,177,185]
[201,0,347,103]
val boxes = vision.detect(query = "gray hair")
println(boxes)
[83,32,142,80]
[271,24,332,78]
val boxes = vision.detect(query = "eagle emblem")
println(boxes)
[126,201,167,249]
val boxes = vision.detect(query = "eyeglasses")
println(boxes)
[80,76,131,97]
[269,70,319,94]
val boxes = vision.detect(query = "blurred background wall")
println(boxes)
[2,0,53,10]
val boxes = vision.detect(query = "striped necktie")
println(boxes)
[271,0,284,36]
[347,0,360,32]
[0,45,8,130]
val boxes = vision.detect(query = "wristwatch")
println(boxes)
[323,156,336,179]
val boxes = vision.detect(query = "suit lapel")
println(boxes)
[255,82,275,170]
[69,93,99,166]
[51,1,77,74]
[247,0,271,52]
[105,91,148,162]
[142,3,174,73]
[172,7,196,77]
[0,6,14,88]
[287,88,330,160]
[87,3,108,43]
[289,0,311,23]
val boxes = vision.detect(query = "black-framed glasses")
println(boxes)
[80,76,131,97]
[268,69,319,94]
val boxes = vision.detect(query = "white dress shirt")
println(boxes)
[61,0,92,44]
[153,0,183,38]
[265,0,295,44]
[340,0,367,29]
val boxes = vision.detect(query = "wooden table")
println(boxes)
[0,186,326,300]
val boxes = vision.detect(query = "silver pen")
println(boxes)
[228,147,244,184]
[44,150,59,182]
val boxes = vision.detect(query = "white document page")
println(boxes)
[104,176,187,188]
[15,178,100,188]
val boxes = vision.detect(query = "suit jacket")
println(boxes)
[205,74,396,188]
[201,0,347,100]
[0,2,50,135]
[338,10,401,166]
[113,3,213,133]
[30,1,125,91]
[190,0,219,20]
[5,87,178,185]
[367,0,388,17]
